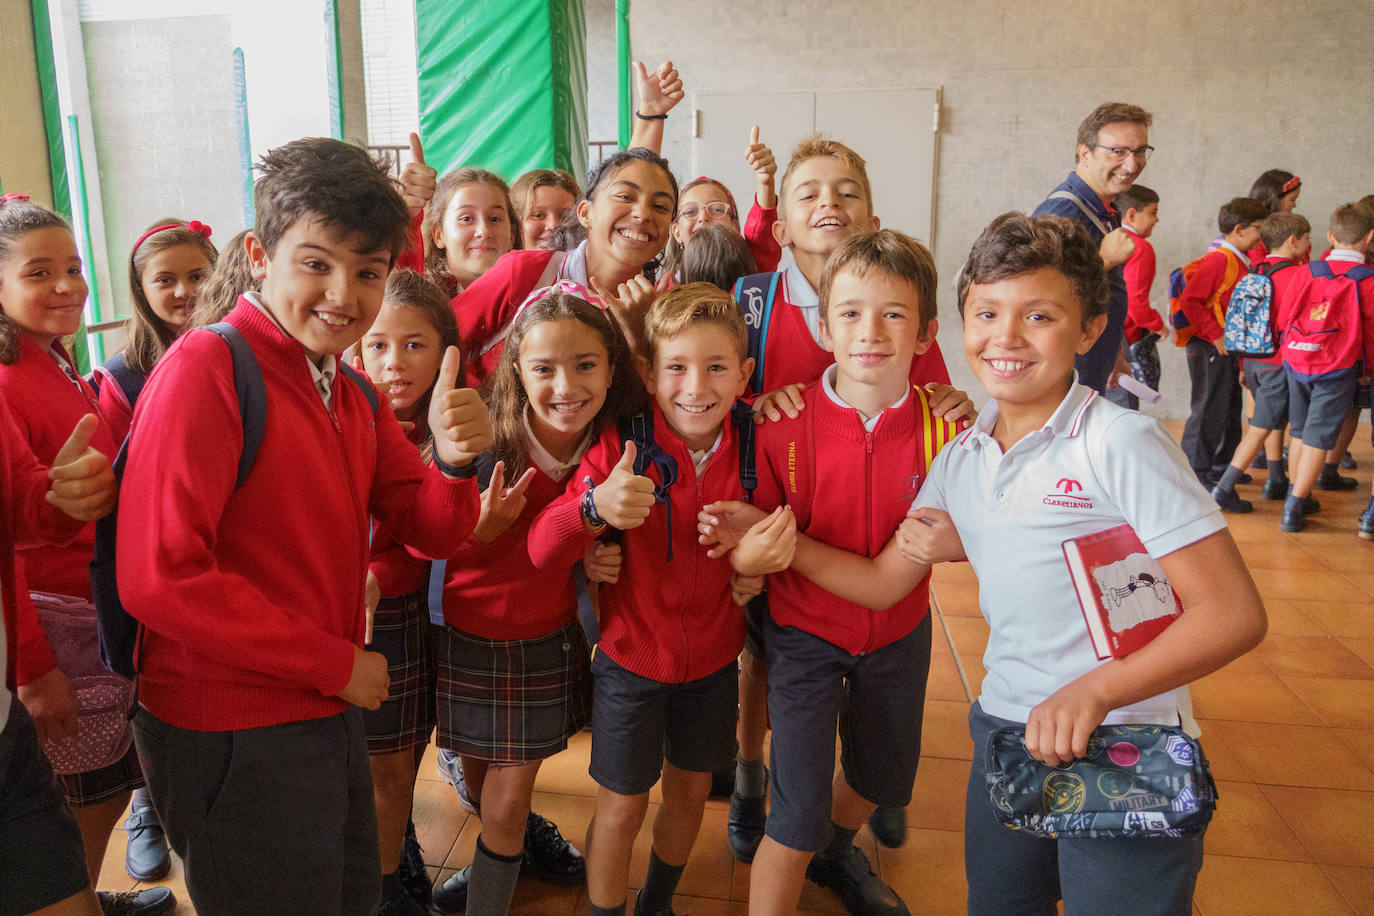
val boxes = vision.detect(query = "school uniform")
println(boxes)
[741,195,782,273]
[117,295,479,914]
[1242,255,1304,432]
[751,373,958,851]
[914,379,1223,914]
[526,407,749,794]
[1177,241,1249,485]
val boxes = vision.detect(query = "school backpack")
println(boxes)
[1280,261,1374,382]
[1223,259,1295,358]
[1168,250,1248,347]
[87,352,147,411]
[732,272,783,393]
[91,323,379,680]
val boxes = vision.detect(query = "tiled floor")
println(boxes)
[100,423,1374,914]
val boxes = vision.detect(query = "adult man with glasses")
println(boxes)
[1034,102,1154,400]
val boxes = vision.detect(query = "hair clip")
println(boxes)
[186,220,213,239]
[0,193,31,204]
[1281,176,1302,194]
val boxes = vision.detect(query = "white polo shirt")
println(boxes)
[914,378,1225,733]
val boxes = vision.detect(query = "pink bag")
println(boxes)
[30,591,135,775]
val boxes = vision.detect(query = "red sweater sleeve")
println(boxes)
[743,196,782,274]
[526,431,616,571]
[453,250,556,382]
[1123,241,1163,334]
[395,210,426,274]
[1178,251,1226,342]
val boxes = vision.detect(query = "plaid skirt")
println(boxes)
[436,619,592,765]
[363,591,440,755]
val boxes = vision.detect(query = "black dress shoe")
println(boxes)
[398,819,432,906]
[1317,469,1359,491]
[432,864,469,913]
[1211,486,1253,514]
[123,802,171,882]
[867,806,907,849]
[523,811,585,883]
[1262,477,1290,501]
[97,888,176,916]
[1340,453,1357,470]
[728,783,767,864]
[805,844,909,915]
[1281,504,1307,533]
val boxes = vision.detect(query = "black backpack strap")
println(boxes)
[733,271,782,393]
[199,323,267,488]
[731,400,757,499]
[1258,258,1294,279]
[611,412,679,560]
[339,361,381,415]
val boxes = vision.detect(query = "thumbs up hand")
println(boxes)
[633,60,684,118]
[428,346,493,470]
[745,125,777,209]
[591,441,656,530]
[46,413,116,521]
[399,132,437,219]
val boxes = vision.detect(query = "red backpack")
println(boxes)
[1280,261,1374,381]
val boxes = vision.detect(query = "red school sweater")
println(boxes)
[0,398,86,692]
[1121,230,1163,343]
[756,270,950,394]
[526,409,748,683]
[1177,245,1249,344]
[0,336,119,604]
[753,383,959,655]
[453,249,560,389]
[117,299,480,731]
[438,466,579,640]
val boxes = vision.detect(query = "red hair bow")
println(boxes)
[187,220,213,239]
[0,193,31,204]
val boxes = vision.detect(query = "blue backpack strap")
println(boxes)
[731,400,757,498]
[733,272,781,393]
[425,452,498,626]
[614,411,679,560]
[200,323,267,488]
[1310,259,1334,280]
[572,561,600,648]
[339,361,381,415]
[97,352,148,409]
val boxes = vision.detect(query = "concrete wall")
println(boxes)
[0,4,54,203]
[599,0,1374,418]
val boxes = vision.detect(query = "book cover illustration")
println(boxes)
[1062,524,1184,660]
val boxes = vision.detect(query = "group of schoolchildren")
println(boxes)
[0,82,1274,916]
[1130,172,1374,537]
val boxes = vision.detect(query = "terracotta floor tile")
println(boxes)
[1206,720,1373,791]
[1192,720,1251,783]
[1341,638,1374,668]
[1188,670,1318,725]
[907,755,971,833]
[507,877,585,915]
[919,699,974,760]
[1259,785,1374,867]
[1253,635,1374,680]
[926,646,971,702]
[1242,539,1339,570]
[1309,546,1374,574]
[675,804,738,900]
[957,653,986,699]
[1216,644,1271,674]
[1338,572,1374,600]
[875,827,967,915]
[941,616,990,656]
[1259,598,1332,637]
[530,731,597,798]
[1250,568,1362,603]
[1280,676,1374,728]
[412,775,470,867]
[1340,730,1374,774]
[1202,780,1310,862]
[1320,864,1374,915]
[1295,603,1374,641]
[1194,855,1351,915]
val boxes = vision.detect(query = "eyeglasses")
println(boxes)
[1094,144,1154,162]
[678,202,733,222]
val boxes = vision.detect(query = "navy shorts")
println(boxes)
[589,652,738,796]
[964,701,1204,915]
[1286,370,1358,451]
[0,698,91,916]
[763,612,932,852]
[1243,360,1288,431]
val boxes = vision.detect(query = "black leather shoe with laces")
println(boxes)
[523,811,585,883]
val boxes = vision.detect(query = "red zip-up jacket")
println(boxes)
[117,299,479,731]
[753,383,957,654]
[526,408,748,682]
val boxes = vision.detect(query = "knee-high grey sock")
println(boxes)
[465,836,523,916]
[637,849,685,915]
[819,821,859,860]
[736,755,766,798]
[1216,465,1245,491]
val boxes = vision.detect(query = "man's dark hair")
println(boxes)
[1075,103,1152,156]
[958,213,1108,328]
[1218,197,1268,235]
[254,137,411,262]
[1114,184,1159,215]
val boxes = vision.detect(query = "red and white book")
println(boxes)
[1062,523,1184,660]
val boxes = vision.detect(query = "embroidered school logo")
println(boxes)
[1310,300,1330,322]
[899,472,922,503]
[742,285,764,329]
[1042,477,1093,509]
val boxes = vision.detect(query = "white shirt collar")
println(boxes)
[1327,248,1367,264]
[689,428,724,473]
[244,291,338,407]
[783,261,825,347]
[962,373,1094,450]
[522,405,590,480]
[1219,240,1248,262]
[820,364,910,432]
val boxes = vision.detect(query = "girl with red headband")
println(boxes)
[91,219,218,443]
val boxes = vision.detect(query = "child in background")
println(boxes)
[456,147,680,387]
[423,168,523,297]
[0,396,118,916]
[188,228,257,326]
[93,219,217,444]
[116,137,491,914]
[358,268,460,915]
[701,230,957,916]
[511,169,581,250]
[0,196,174,915]
[908,212,1264,914]
[1278,203,1374,533]
[1176,197,1268,487]
[428,288,646,915]
[526,283,756,916]
[1210,212,1311,513]
[1115,185,1163,406]
[681,222,758,292]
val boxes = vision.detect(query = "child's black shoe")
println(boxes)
[805,844,910,915]
[1316,468,1358,491]
[1211,485,1253,514]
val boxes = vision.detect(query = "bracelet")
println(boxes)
[634,111,668,121]
[581,476,608,530]
[433,452,478,479]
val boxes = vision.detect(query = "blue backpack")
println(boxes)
[1224,259,1294,358]
[732,271,783,393]
[91,323,378,679]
